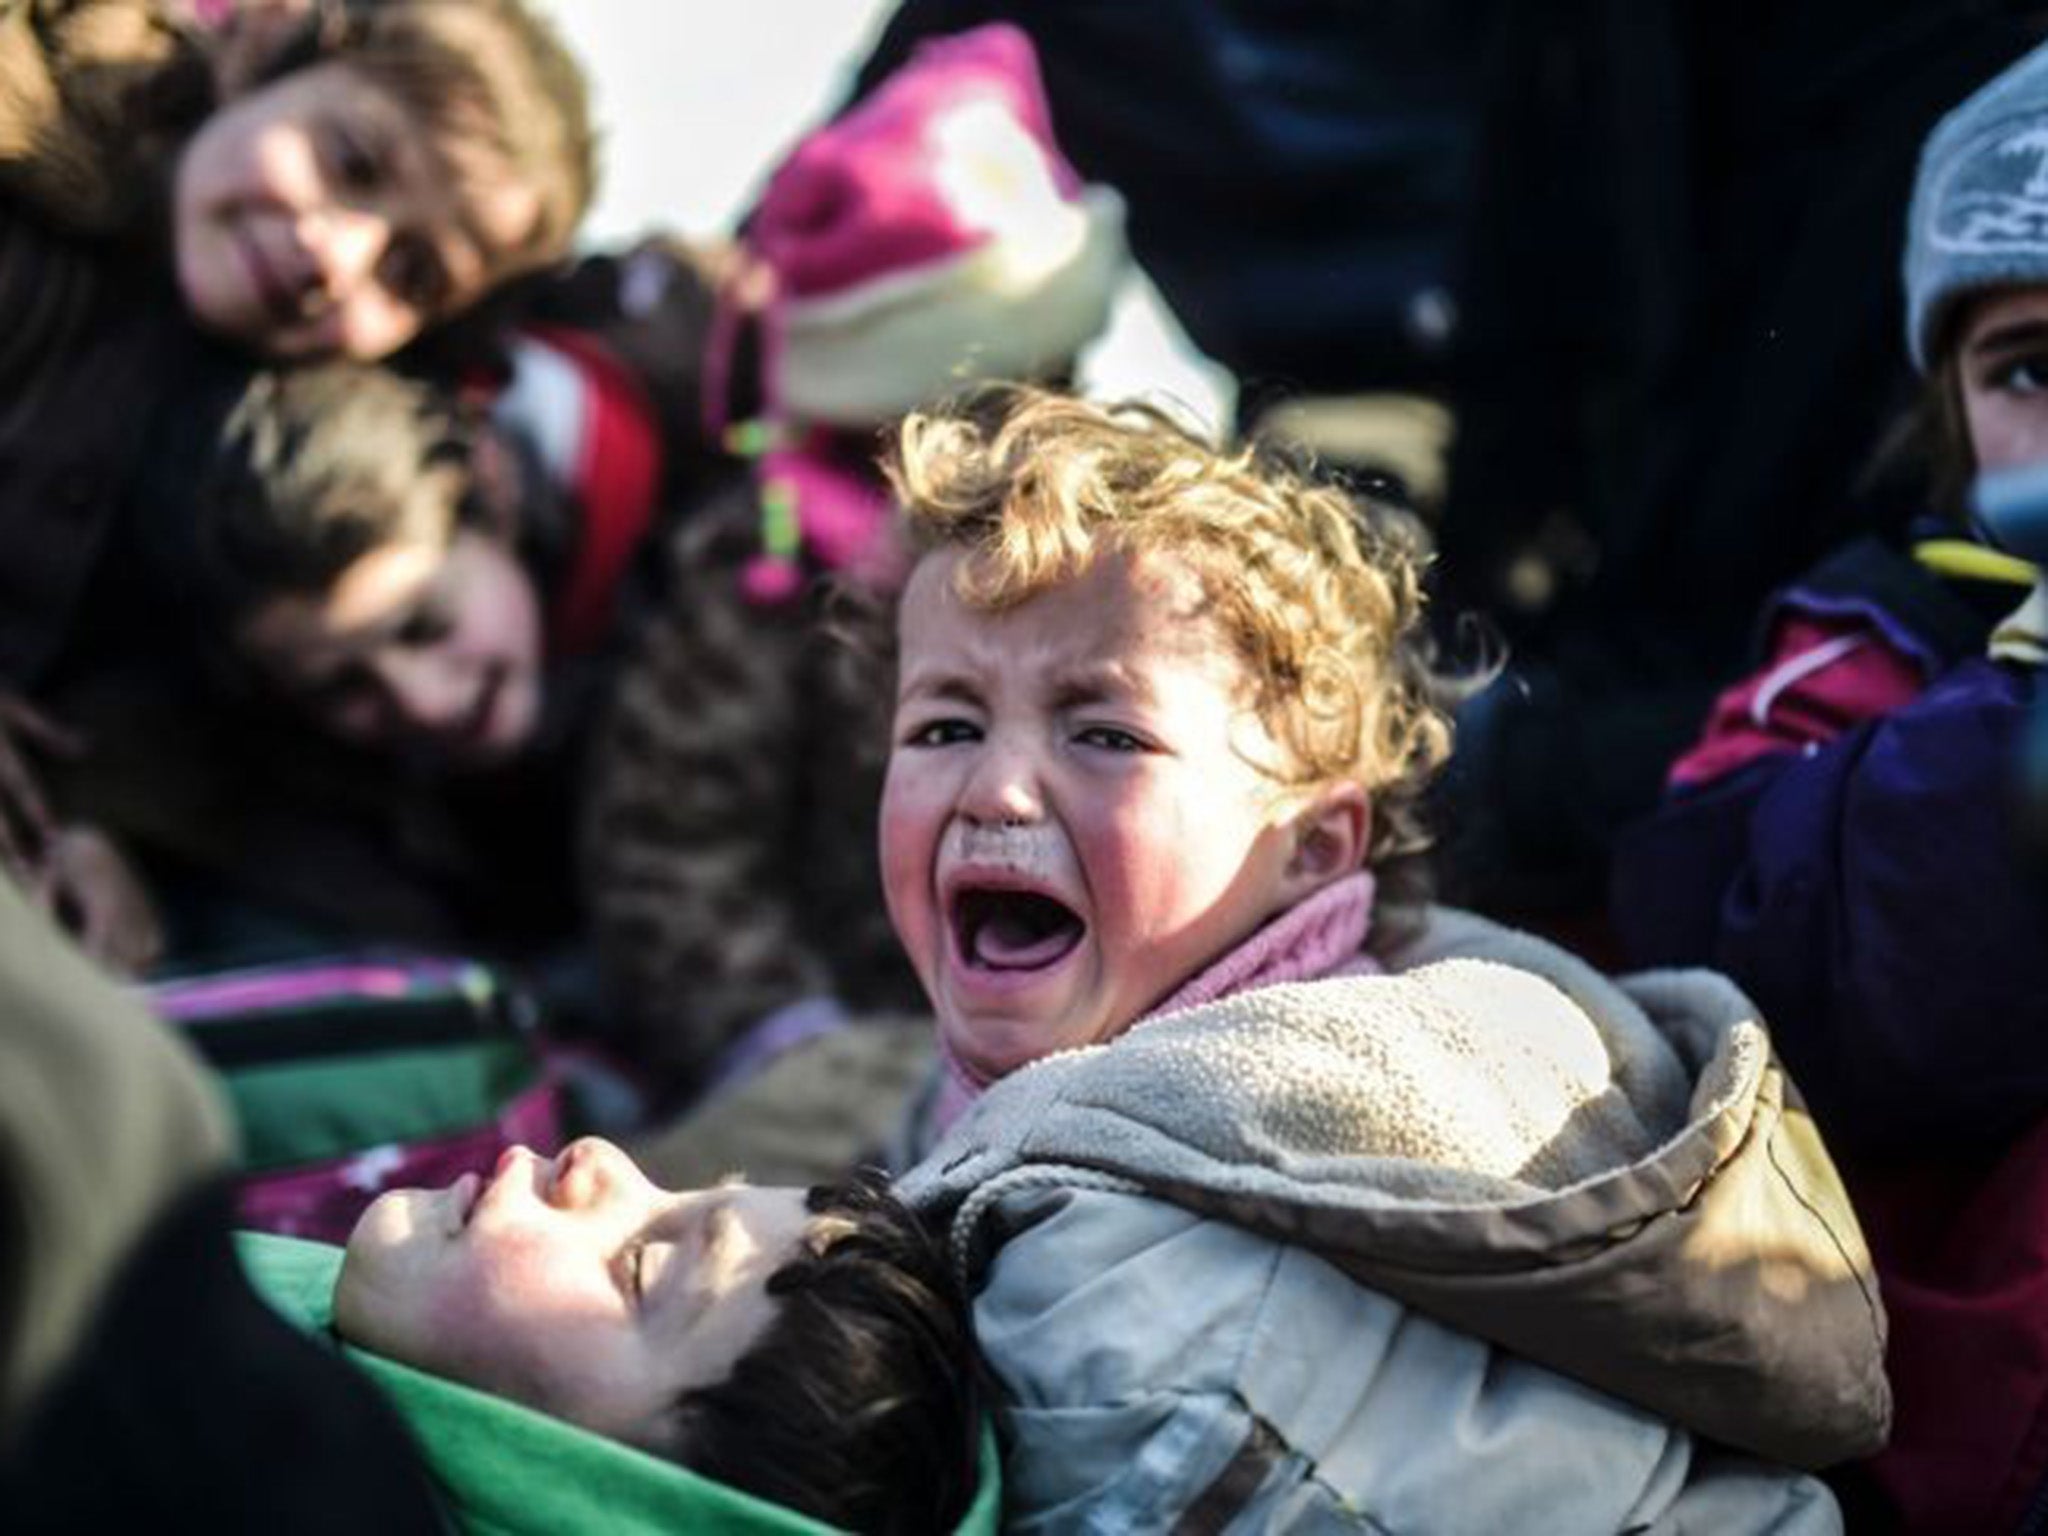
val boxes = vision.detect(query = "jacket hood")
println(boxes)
[899,907,1890,1469]
[239,1234,1001,1535]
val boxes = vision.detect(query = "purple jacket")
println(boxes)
[1614,543,2048,1161]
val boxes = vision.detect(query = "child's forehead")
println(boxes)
[911,540,1217,623]
[898,544,1246,686]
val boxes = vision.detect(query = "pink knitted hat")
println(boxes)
[746,23,1127,427]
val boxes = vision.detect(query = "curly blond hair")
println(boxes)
[883,386,1461,943]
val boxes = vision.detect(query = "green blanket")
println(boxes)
[240,1233,1000,1534]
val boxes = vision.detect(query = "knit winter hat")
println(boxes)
[746,23,1128,427]
[1905,38,2048,371]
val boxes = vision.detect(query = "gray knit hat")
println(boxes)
[1905,38,2048,371]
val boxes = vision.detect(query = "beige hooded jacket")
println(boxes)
[900,909,1888,1531]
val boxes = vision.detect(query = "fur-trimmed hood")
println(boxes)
[900,907,1890,1471]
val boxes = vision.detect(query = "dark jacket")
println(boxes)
[0,191,196,693]
[1615,536,2048,1535]
[1435,1,2041,911]
[1614,538,2047,1159]
[0,0,211,692]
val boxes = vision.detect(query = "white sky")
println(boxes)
[535,1,896,247]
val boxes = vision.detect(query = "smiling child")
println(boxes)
[0,0,593,965]
[169,0,589,360]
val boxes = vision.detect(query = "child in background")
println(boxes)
[1612,38,2048,1533]
[881,387,1886,1530]
[151,352,653,973]
[176,23,1132,1126]
[16,357,550,971]
[0,0,593,967]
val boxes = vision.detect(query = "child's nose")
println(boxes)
[298,203,388,299]
[959,742,1044,827]
[548,1139,613,1211]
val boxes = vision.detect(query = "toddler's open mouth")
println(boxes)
[951,886,1086,972]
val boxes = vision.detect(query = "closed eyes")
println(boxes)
[625,1237,673,1308]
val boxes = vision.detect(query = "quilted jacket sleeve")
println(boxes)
[1616,656,2048,1158]
[975,1185,1839,1534]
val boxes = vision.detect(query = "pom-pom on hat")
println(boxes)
[745,23,1128,427]
[1905,38,2048,371]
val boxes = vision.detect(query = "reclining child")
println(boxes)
[0,852,989,1533]
[314,1135,988,1533]
[0,856,991,1536]
[874,387,1892,1531]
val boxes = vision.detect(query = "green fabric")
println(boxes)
[229,1042,535,1170]
[237,1233,1001,1534]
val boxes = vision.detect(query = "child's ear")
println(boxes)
[1282,782,1370,894]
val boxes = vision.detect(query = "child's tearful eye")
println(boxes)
[1077,724,1146,752]
[906,718,980,748]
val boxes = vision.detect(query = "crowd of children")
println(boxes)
[5,2,2048,1533]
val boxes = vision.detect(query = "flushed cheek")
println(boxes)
[420,1243,563,1373]
[1072,805,1199,925]
[1970,399,2048,472]
[1078,818,1256,987]
[878,784,943,961]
